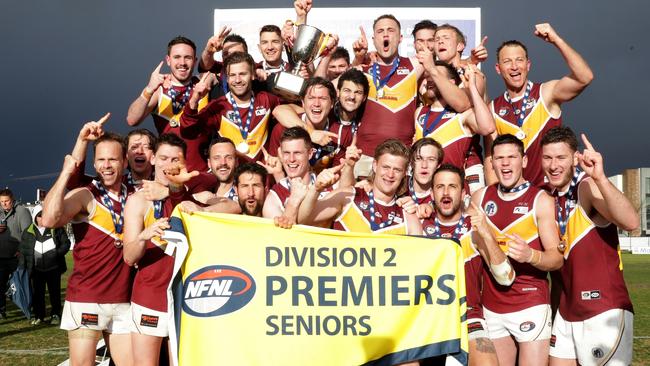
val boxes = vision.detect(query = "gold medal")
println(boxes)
[377,88,384,98]
[321,155,331,166]
[515,130,526,140]
[558,239,567,252]
[237,141,250,154]
[169,118,179,128]
[114,239,123,249]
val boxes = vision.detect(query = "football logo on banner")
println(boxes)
[182,265,256,317]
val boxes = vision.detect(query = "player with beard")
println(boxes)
[234,163,268,217]
[41,131,133,366]
[540,127,635,366]
[190,137,239,205]
[181,52,280,162]
[472,134,563,366]
[271,72,367,170]
[297,139,422,239]
[423,164,506,366]
[407,138,443,206]
[127,36,212,172]
[350,14,470,177]
[487,23,593,187]
[122,133,199,366]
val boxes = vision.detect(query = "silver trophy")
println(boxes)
[271,24,330,100]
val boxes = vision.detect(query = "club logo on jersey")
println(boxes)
[359,202,368,210]
[425,226,436,236]
[498,108,508,116]
[484,201,498,216]
[255,107,268,116]
[519,321,536,332]
[226,111,239,122]
[513,206,529,214]
[581,290,601,300]
[397,68,410,75]
[182,265,256,317]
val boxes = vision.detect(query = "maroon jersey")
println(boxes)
[267,174,319,210]
[332,187,408,235]
[68,183,132,303]
[268,113,357,171]
[422,215,484,320]
[414,106,473,169]
[131,190,189,312]
[555,178,634,321]
[491,82,561,186]
[152,77,210,172]
[406,182,432,206]
[479,184,549,313]
[358,56,418,153]
[180,91,280,161]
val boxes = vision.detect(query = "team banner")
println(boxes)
[165,211,468,366]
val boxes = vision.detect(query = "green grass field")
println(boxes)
[1,253,649,365]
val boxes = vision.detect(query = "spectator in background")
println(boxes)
[20,205,70,325]
[0,188,31,319]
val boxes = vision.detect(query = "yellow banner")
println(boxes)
[166,211,468,366]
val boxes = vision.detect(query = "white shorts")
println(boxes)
[550,309,633,365]
[467,317,488,341]
[484,304,552,342]
[61,301,131,334]
[130,302,170,337]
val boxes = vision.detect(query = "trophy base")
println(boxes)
[271,71,306,102]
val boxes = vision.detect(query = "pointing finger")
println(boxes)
[97,112,111,125]
[154,61,164,73]
[581,133,595,151]
[480,36,488,46]
[359,26,367,40]
[330,163,345,174]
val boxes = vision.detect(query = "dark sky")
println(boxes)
[2,0,648,201]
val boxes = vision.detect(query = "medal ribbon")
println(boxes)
[367,190,396,231]
[503,80,533,127]
[167,84,193,115]
[227,92,256,141]
[498,181,530,194]
[430,215,465,239]
[153,200,163,219]
[556,168,583,238]
[225,185,237,201]
[422,106,448,137]
[371,57,400,95]
[93,180,127,235]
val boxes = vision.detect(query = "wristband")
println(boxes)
[141,88,153,101]
[527,249,542,265]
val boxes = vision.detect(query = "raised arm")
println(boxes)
[462,64,495,136]
[536,23,594,111]
[416,49,471,112]
[41,155,92,228]
[577,134,639,231]
[127,61,168,126]
[199,26,232,72]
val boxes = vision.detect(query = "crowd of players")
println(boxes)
[39,1,637,365]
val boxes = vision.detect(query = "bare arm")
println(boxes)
[41,155,92,228]
[536,23,594,112]
[577,134,639,231]
[199,26,232,72]
[126,61,167,126]
[272,104,307,128]
[416,50,471,112]
[462,65,495,136]
[532,192,563,271]
[123,193,170,266]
